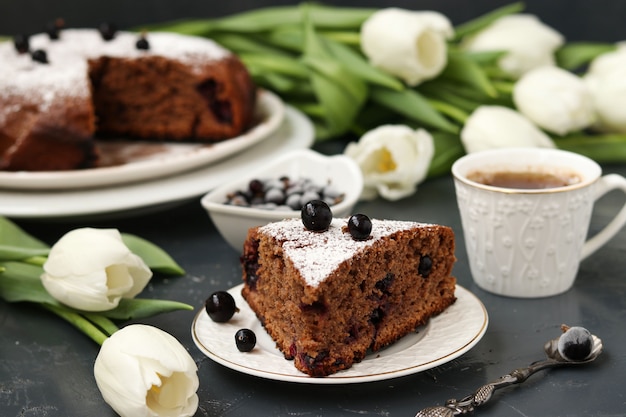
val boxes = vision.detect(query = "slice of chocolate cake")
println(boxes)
[241,216,457,377]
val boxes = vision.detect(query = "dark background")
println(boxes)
[0,0,625,43]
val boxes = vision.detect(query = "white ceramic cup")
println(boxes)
[452,147,626,298]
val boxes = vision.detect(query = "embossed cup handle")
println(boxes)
[581,174,626,260]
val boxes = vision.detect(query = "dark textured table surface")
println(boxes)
[1,150,625,416]
[1,2,626,415]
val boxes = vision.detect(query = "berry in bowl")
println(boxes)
[201,149,363,251]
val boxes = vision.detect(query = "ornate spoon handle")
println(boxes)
[415,358,566,417]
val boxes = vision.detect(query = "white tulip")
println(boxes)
[344,124,434,201]
[585,47,626,133]
[41,228,152,312]
[462,14,564,78]
[586,44,626,77]
[94,324,199,417]
[360,8,453,86]
[461,106,556,154]
[513,66,595,135]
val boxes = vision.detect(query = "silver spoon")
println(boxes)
[415,329,603,417]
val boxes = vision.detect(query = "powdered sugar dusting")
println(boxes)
[260,218,433,287]
[0,29,231,118]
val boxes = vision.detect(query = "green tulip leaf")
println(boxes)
[303,56,367,101]
[0,261,56,304]
[308,67,361,137]
[292,101,325,118]
[428,132,466,178]
[420,83,481,113]
[0,216,50,261]
[199,4,375,33]
[140,19,217,36]
[266,27,306,52]
[322,37,405,91]
[556,42,617,71]
[426,98,470,124]
[240,53,309,79]
[454,2,525,41]
[321,30,361,46]
[252,72,300,93]
[101,298,194,320]
[211,32,291,56]
[461,49,508,66]
[0,246,50,262]
[371,87,459,134]
[440,51,498,98]
[301,5,367,138]
[121,234,185,276]
[553,133,626,163]
[264,26,404,92]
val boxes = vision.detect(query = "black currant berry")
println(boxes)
[347,214,372,240]
[301,200,332,232]
[418,255,433,278]
[248,179,264,195]
[204,291,238,322]
[369,308,384,325]
[13,34,29,54]
[557,326,594,361]
[222,176,344,212]
[235,328,256,352]
[136,34,150,50]
[46,18,65,40]
[31,49,48,64]
[98,22,117,41]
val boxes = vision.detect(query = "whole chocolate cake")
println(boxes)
[0,28,256,171]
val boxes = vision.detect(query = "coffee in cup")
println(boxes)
[466,169,580,189]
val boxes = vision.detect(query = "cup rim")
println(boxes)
[451,147,601,194]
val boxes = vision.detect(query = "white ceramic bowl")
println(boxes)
[201,149,363,251]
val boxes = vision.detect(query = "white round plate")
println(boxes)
[191,284,488,384]
[0,90,284,190]
[0,106,313,219]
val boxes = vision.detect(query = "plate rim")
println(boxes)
[191,283,489,384]
[0,106,314,219]
[0,90,285,190]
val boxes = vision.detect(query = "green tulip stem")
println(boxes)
[427,99,469,124]
[492,80,515,95]
[22,256,47,267]
[83,312,120,337]
[41,303,109,346]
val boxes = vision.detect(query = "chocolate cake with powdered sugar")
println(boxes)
[241,217,457,377]
[0,28,256,171]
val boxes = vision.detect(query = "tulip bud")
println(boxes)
[94,324,199,417]
[41,228,152,311]
[585,48,626,133]
[461,106,556,154]
[586,44,626,77]
[360,8,452,86]
[462,14,564,78]
[344,124,434,200]
[513,66,595,135]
